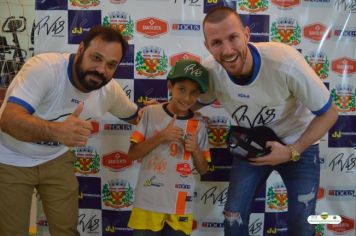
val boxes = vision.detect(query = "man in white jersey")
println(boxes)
[198,6,338,236]
[0,26,138,236]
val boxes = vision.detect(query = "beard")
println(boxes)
[75,53,110,91]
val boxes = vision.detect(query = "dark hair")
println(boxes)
[168,77,201,92]
[203,6,244,28]
[82,25,128,58]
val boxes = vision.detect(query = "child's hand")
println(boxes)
[161,115,184,142]
[184,132,199,153]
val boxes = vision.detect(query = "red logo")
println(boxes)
[102,151,132,171]
[317,187,325,200]
[90,121,100,135]
[327,215,354,233]
[303,23,331,42]
[169,52,201,66]
[176,163,192,177]
[271,0,300,8]
[331,57,356,76]
[136,17,168,38]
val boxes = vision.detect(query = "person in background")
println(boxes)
[197,6,338,236]
[127,59,211,236]
[0,25,138,236]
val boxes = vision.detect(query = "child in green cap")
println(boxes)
[128,59,211,236]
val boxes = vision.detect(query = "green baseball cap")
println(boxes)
[167,59,209,93]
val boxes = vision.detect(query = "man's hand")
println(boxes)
[248,141,291,166]
[57,103,93,147]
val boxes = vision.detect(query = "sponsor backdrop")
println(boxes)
[34,0,355,235]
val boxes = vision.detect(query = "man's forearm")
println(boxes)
[293,104,338,153]
[0,103,58,142]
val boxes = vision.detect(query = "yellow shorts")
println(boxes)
[128,207,193,235]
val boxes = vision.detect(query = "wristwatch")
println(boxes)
[288,145,301,162]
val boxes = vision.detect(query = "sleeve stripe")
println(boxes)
[120,104,139,121]
[312,95,332,116]
[130,130,145,143]
[7,96,35,114]
[202,150,211,163]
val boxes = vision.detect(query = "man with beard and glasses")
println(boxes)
[0,26,138,236]
[196,6,339,236]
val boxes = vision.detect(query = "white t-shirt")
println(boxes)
[130,103,211,215]
[200,42,332,144]
[0,53,138,167]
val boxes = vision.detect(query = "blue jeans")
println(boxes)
[133,223,189,236]
[224,144,320,236]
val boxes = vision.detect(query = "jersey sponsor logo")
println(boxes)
[176,163,192,177]
[70,0,100,8]
[143,155,167,174]
[102,151,132,171]
[271,0,300,8]
[237,93,250,98]
[102,179,134,209]
[143,175,164,187]
[331,84,355,112]
[73,146,100,175]
[303,23,331,42]
[175,183,191,189]
[304,50,329,80]
[271,17,301,45]
[238,0,268,12]
[103,11,134,41]
[135,46,168,78]
[136,17,168,38]
[327,215,354,233]
[71,98,81,104]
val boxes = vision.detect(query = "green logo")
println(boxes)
[238,0,269,12]
[136,46,168,78]
[271,17,301,45]
[103,11,134,41]
[305,51,329,80]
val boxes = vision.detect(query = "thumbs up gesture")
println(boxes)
[160,115,184,142]
[184,131,199,153]
[56,102,93,147]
